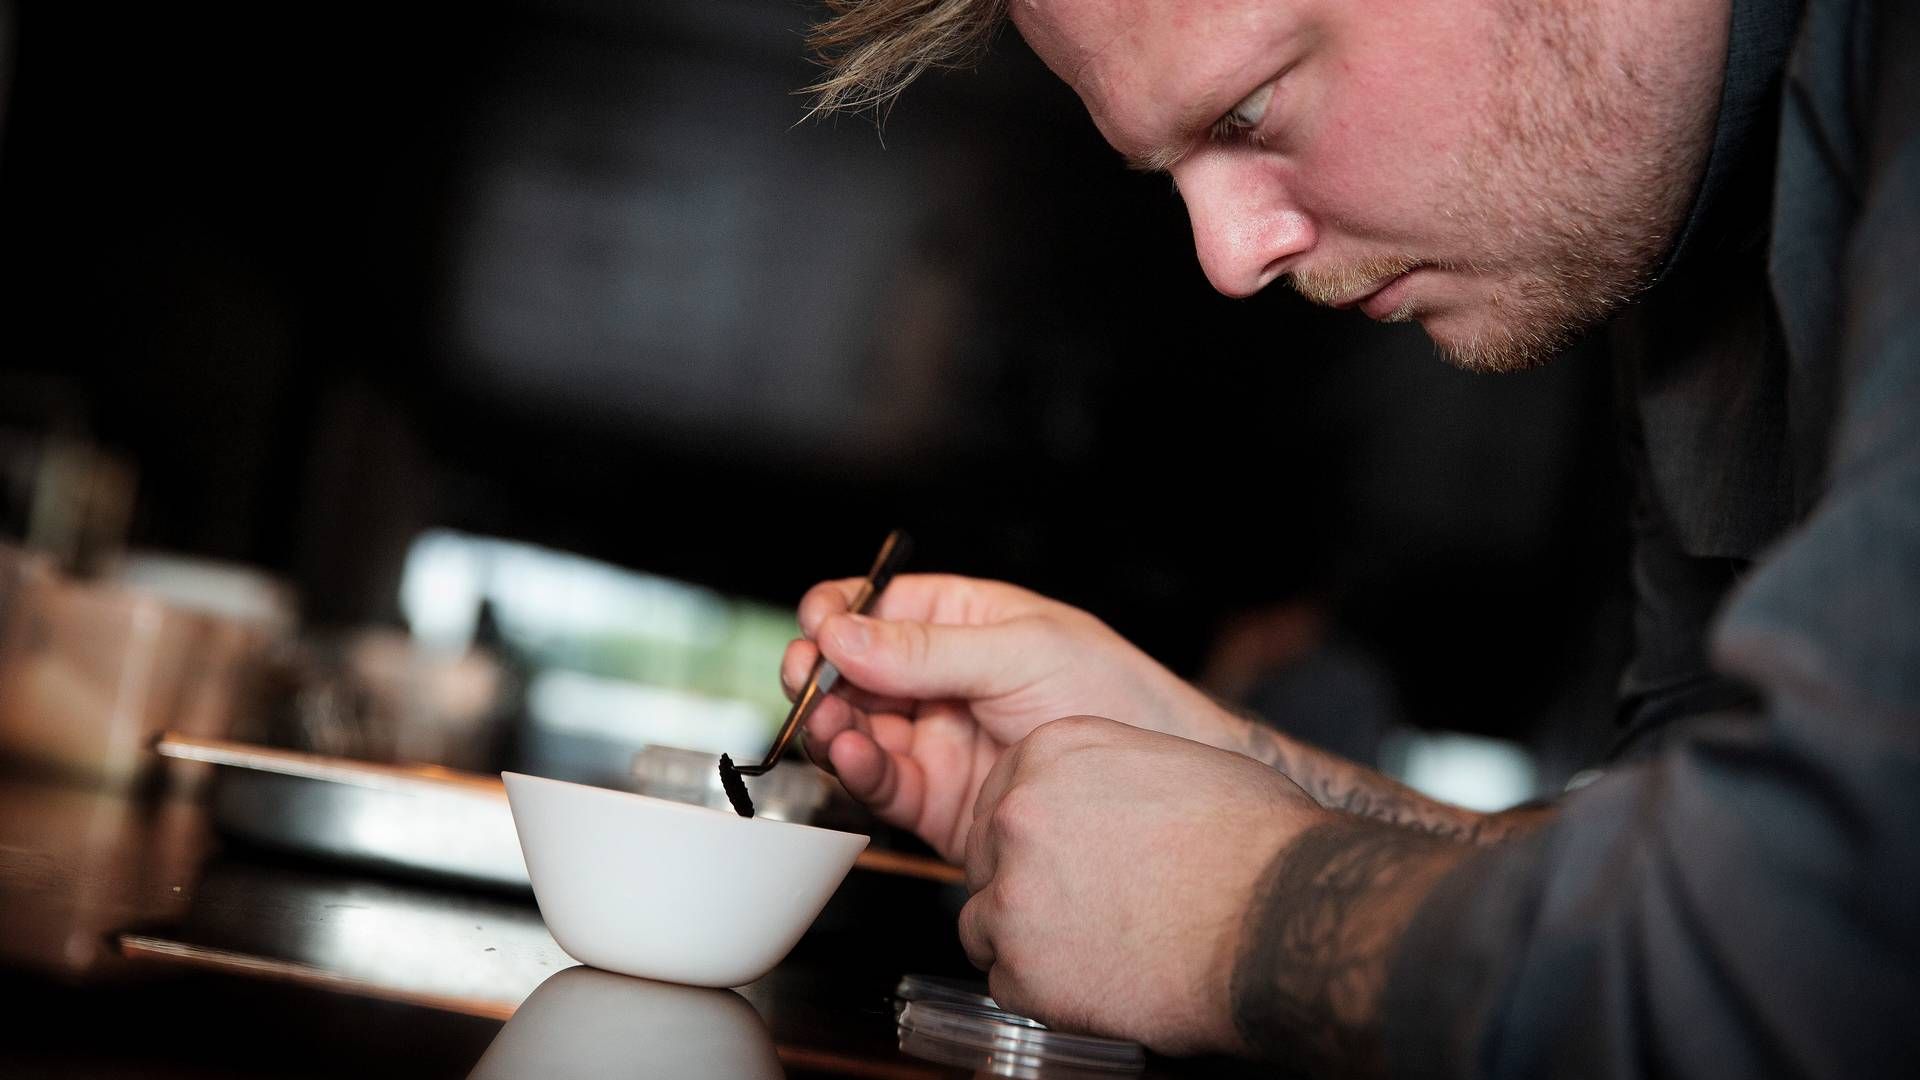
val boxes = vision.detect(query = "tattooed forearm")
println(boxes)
[1219,699,1309,774]
[1219,702,1550,845]
[1305,754,1554,845]
[1230,819,1470,1077]
[1318,776,1491,843]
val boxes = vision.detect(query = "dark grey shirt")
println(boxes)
[1382,0,1920,1075]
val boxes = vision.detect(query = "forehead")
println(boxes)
[1011,0,1302,160]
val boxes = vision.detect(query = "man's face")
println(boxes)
[1011,0,1724,372]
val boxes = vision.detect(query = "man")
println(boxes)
[784,0,1918,1075]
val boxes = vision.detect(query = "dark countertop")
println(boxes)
[0,774,1252,1078]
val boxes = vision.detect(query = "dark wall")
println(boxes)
[0,0,1629,750]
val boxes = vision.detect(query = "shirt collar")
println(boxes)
[1651,0,1804,283]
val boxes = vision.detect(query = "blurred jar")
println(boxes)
[341,626,512,771]
[259,626,514,773]
[0,549,295,789]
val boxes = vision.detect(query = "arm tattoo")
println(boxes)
[1220,701,1545,845]
[1231,820,1465,1077]
[1311,771,1493,844]
[1217,699,1309,774]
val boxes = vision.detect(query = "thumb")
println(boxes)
[816,612,1050,703]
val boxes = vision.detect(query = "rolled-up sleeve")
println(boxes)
[1381,5,1920,1075]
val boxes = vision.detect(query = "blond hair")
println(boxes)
[803,0,1010,119]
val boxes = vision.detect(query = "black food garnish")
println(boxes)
[718,753,755,818]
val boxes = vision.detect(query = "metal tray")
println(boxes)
[157,733,532,890]
[154,733,965,890]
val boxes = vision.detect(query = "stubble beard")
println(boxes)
[1408,0,1716,374]
[1290,255,1425,314]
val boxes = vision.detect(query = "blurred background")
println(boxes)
[0,0,1633,811]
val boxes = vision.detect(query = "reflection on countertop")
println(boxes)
[0,772,570,1012]
[0,772,212,978]
[0,774,961,1076]
[119,859,575,1018]
[470,966,782,1080]
[0,774,1231,1078]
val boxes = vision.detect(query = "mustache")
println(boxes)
[1288,256,1423,306]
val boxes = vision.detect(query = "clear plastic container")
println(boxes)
[894,989,1145,1076]
[894,973,1001,1015]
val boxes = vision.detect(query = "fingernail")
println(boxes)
[831,614,872,656]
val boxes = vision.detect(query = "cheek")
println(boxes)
[1293,46,1487,247]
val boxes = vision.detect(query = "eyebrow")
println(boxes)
[1120,30,1305,175]
[1124,141,1193,174]
[1119,80,1258,174]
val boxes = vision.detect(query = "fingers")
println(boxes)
[957,888,997,972]
[910,703,994,857]
[961,718,1107,886]
[797,573,1008,637]
[964,821,998,898]
[806,702,990,864]
[964,746,1023,894]
[782,636,915,715]
[985,967,1027,1020]
[823,728,888,802]
[780,636,817,698]
[814,613,1051,704]
[787,573,1060,725]
[795,670,921,760]
[798,723,836,777]
[822,727,927,833]
[798,688,860,746]
[787,612,1048,712]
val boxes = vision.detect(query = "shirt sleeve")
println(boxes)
[1380,5,1920,1076]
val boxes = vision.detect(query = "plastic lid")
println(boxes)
[896,1000,1145,1074]
[894,974,1000,1011]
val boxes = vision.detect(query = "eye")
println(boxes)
[1211,82,1275,140]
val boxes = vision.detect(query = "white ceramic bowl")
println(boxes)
[502,772,868,987]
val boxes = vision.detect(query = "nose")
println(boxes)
[1172,154,1316,299]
